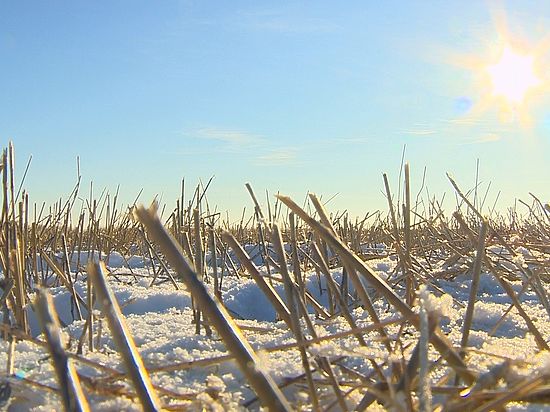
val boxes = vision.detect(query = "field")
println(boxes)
[1,143,550,411]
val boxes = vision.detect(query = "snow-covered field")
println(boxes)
[2,244,550,411]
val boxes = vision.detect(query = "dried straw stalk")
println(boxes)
[134,205,292,412]
[35,288,90,412]
[87,261,162,412]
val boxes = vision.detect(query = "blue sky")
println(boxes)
[2,1,550,218]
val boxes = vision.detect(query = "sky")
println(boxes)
[2,1,550,219]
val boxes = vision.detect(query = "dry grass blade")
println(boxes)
[6,140,550,410]
[35,288,90,412]
[134,205,293,412]
[145,317,408,375]
[245,182,265,221]
[0,278,14,308]
[308,193,338,235]
[11,238,28,332]
[355,311,438,411]
[288,213,304,297]
[310,241,367,347]
[382,173,411,295]
[491,271,550,351]
[403,163,415,305]
[461,220,488,350]
[41,252,88,311]
[86,269,94,353]
[271,223,321,410]
[446,173,515,255]
[87,261,162,412]
[222,231,292,327]
[417,290,436,412]
[276,194,477,385]
[309,193,392,351]
[473,374,548,412]
[1,278,14,343]
[454,213,550,351]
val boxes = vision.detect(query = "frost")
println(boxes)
[296,391,309,403]
[308,341,340,357]
[509,235,521,243]
[417,285,454,318]
[531,351,550,375]
[252,349,273,374]
[195,392,224,412]
[206,374,226,395]
[11,251,550,411]
[512,253,526,268]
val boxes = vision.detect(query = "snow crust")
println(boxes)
[2,252,549,410]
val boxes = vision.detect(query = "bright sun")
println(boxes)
[447,11,550,126]
[486,47,542,106]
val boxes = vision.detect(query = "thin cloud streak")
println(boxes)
[183,127,265,146]
[402,114,514,143]
[180,128,302,166]
[444,116,498,126]
[255,148,298,166]
[402,128,437,136]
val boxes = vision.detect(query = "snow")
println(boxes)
[2,249,550,410]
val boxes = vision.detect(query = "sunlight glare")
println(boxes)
[486,47,541,105]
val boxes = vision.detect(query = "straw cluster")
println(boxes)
[0,142,550,411]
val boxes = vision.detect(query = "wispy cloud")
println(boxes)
[402,128,437,136]
[186,127,265,145]
[445,116,491,127]
[180,127,302,166]
[255,148,298,165]
[400,114,514,144]
[400,123,438,136]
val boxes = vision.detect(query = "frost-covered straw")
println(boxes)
[460,220,488,351]
[272,223,350,411]
[87,261,162,412]
[40,253,87,312]
[192,208,204,334]
[223,232,292,326]
[35,288,90,412]
[447,173,515,255]
[271,223,320,410]
[135,205,293,412]
[288,213,304,299]
[418,286,433,412]
[310,241,367,347]
[277,194,477,385]
[308,193,392,352]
